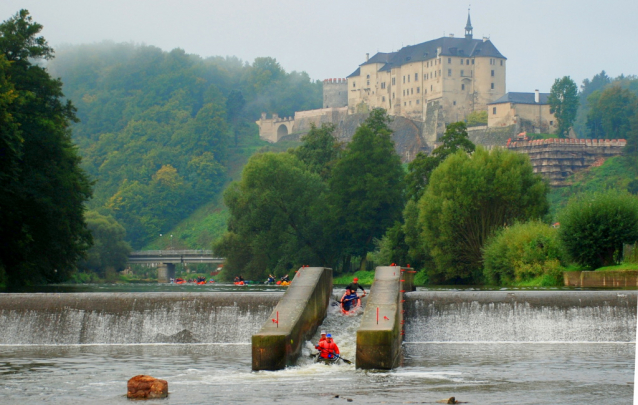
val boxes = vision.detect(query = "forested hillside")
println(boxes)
[48,43,321,248]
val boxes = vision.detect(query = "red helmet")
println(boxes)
[353,278,358,282]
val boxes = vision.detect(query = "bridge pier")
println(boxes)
[157,263,175,283]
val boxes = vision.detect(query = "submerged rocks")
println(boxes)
[127,375,168,399]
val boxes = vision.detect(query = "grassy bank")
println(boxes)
[334,269,429,286]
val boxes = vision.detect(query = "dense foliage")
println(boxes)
[78,211,131,276]
[483,221,566,285]
[418,147,549,283]
[558,190,638,269]
[215,110,405,278]
[47,42,322,248]
[213,152,334,279]
[329,110,405,263]
[548,76,579,138]
[0,10,93,287]
[574,71,638,139]
[405,122,475,201]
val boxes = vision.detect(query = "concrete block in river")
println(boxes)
[252,267,332,371]
[356,266,408,370]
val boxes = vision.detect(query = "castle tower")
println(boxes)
[465,10,473,39]
[323,78,348,108]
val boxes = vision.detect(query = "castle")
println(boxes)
[257,13,557,148]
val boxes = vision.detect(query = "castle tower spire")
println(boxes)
[465,9,473,39]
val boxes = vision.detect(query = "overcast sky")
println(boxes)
[2,0,637,93]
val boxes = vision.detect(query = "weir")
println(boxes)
[0,292,282,345]
[404,291,638,343]
[252,267,332,371]
[355,266,414,370]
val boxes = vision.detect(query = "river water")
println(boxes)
[0,285,635,404]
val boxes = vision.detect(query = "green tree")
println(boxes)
[466,110,488,127]
[0,10,93,288]
[418,147,549,283]
[548,76,579,137]
[329,109,405,267]
[405,122,475,201]
[483,221,566,285]
[213,153,335,279]
[292,123,341,180]
[586,86,637,139]
[78,211,131,276]
[558,190,638,269]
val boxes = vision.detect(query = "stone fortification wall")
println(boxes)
[507,138,626,187]
[467,125,516,146]
[293,107,348,133]
[322,78,348,108]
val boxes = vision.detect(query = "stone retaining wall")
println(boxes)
[564,270,638,288]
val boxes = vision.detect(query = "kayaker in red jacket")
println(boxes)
[316,333,340,359]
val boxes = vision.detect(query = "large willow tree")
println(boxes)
[418,147,549,283]
[0,10,92,287]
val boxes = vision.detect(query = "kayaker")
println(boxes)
[265,274,275,284]
[281,274,290,283]
[346,278,366,296]
[318,330,327,343]
[340,288,359,312]
[316,333,340,359]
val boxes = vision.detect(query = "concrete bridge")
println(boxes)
[128,250,224,282]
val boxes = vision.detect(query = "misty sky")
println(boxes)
[1,0,637,93]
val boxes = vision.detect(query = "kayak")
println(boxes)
[234,281,245,286]
[340,292,361,315]
[175,278,186,285]
[314,355,341,365]
[196,281,206,285]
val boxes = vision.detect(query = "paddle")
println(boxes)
[335,354,352,364]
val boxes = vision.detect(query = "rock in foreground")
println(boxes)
[127,375,168,399]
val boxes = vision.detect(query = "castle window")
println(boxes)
[411,88,413,95]
[403,76,405,83]
[417,100,420,104]
[453,101,456,106]
[491,83,495,89]
[491,70,495,77]
[448,69,452,77]
[392,92,395,99]
[460,59,464,65]
[472,59,475,65]
[493,107,497,114]
[367,80,370,86]
[408,75,410,82]
[448,58,451,63]
[417,87,420,93]
[467,59,470,65]
[353,82,356,87]
[425,89,427,94]
[382,96,386,102]
[415,73,418,81]
[431,85,433,91]
[403,90,405,96]
[500,60,503,66]
[404,102,406,106]
[367,74,370,79]
[461,70,464,77]
[461,84,465,90]
[392,77,396,85]
[409,101,412,105]
[550,120,554,125]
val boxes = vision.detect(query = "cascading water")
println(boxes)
[404,291,637,342]
[0,292,282,345]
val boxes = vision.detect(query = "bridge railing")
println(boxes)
[129,250,213,256]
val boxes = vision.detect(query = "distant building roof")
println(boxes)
[346,67,360,78]
[350,36,505,75]
[489,92,550,105]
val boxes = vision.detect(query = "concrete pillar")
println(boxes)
[356,266,410,370]
[157,263,175,283]
[252,267,332,371]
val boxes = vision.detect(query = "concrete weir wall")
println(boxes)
[356,266,414,370]
[252,267,332,371]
